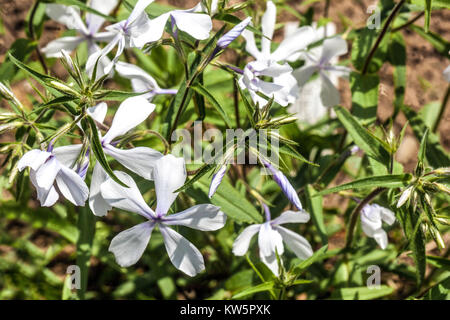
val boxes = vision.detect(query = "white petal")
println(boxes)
[293,65,317,87]
[128,12,153,48]
[260,249,280,276]
[145,13,171,43]
[127,0,154,23]
[86,0,118,35]
[87,102,108,124]
[276,226,313,260]
[242,29,261,59]
[373,229,388,250]
[30,170,59,207]
[272,210,310,226]
[100,171,156,219]
[17,149,51,171]
[360,205,382,237]
[232,224,261,256]
[41,37,85,58]
[163,204,226,231]
[159,225,205,277]
[109,221,154,267]
[103,144,163,180]
[320,36,348,63]
[320,72,340,107]
[45,4,88,34]
[153,154,186,216]
[35,156,61,190]
[89,162,112,217]
[444,65,450,83]
[171,11,212,40]
[55,166,89,206]
[258,222,284,258]
[373,204,396,226]
[261,0,276,56]
[115,61,161,95]
[52,144,83,168]
[271,26,317,62]
[102,96,155,144]
[85,34,120,77]
[397,186,413,208]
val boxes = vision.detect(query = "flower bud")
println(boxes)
[208,165,227,198]
[216,17,252,49]
[49,80,80,97]
[397,185,413,208]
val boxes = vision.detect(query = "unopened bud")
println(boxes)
[397,186,413,208]
[49,80,79,97]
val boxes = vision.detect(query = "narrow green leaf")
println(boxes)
[191,83,233,128]
[350,72,379,124]
[315,174,412,196]
[334,106,390,165]
[86,116,128,187]
[293,245,329,275]
[304,185,327,245]
[232,281,274,299]
[331,285,394,300]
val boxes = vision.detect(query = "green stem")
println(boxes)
[392,11,424,32]
[29,0,48,74]
[432,84,450,133]
[345,187,386,249]
[362,0,405,75]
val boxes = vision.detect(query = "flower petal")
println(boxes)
[45,4,88,34]
[263,161,303,210]
[102,96,155,144]
[242,29,261,59]
[258,222,284,258]
[360,205,382,237]
[55,166,89,206]
[35,156,62,190]
[320,36,348,63]
[261,0,276,56]
[103,144,163,180]
[127,0,154,24]
[319,72,340,107]
[373,229,388,249]
[272,210,310,226]
[100,171,156,219]
[271,26,317,62]
[163,204,226,231]
[53,144,83,168]
[109,221,155,267]
[159,225,205,277]
[87,102,108,124]
[85,0,118,35]
[17,149,52,171]
[41,36,85,58]
[85,34,120,77]
[30,170,59,207]
[89,162,112,217]
[171,11,212,40]
[276,226,313,260]
[208,165,227,198]
[232,224,261,256]
[260,250,280,276]
[153,154,186,216]
[293,65,317,87]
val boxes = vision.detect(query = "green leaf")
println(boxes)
[351,27,388,73]
[86,116,128,187]
[8,52,56,86]
[410,25,450,57]
[232,281,274,299]
[304,185,327,245]
[93,90,146,101]
[191,83,233,128]
[402,106,450,167]
[293,245,329,275]
[75,206,96,300]
[424,277,450,300]
[331,285,394,300]
[176,163,216,193]
[387,32,406,114]
[424,0,432,32]
[278,144,318,166]
[315,174,412,196]
[350,72,379,124]
[0,39,37,82]
[334,106,390,165]
[188,176,262,224]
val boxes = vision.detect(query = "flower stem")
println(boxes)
[392,11,424,32]
[362,0,405,75]
[345,187,386,249]
[432,84,450,133]
[28,0,48,74]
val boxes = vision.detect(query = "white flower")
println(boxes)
[85,0,156,76]
[444,51,450,82]
[238,1,316,107]
[192,0,219,16]
[232,204,313,275]
[17,145,89,207]
[360,204,396,250]
[42,0,118,77]
[115,61,177,100]
[101,155,227,276]
[293,31,351,108]
[146,2,213,42]
[287,22,340,124]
